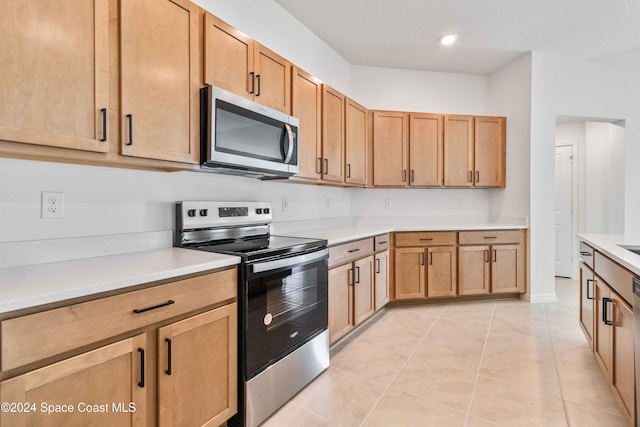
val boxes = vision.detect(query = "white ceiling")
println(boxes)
[274,0,640,75]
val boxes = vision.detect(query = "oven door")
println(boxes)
[244,248,328,378]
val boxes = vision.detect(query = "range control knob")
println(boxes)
[264,208,270,214]
[187,209,196,217]
[256,208,263,214]
[199,209,208,217]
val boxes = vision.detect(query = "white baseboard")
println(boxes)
[521,293,558,303]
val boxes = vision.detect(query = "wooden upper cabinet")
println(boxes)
[203,14,291,114]
[292,66,322,180]
[120,0,198,163]
[443,115,474,186]
[409,113,443,186]
[0,0,109,153]
[345,98,368,185]
[372,111,409,186]
[475,116,505,187]
[204,13,253,98]
[254,43,291,114]
[321,85,345,183]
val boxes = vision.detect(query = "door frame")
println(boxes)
[554,142,579,279]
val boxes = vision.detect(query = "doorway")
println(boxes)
[554,119,626,279]
[554,144,575,278]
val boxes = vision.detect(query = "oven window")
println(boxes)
[215,100,286,162]
[245,256,328,378]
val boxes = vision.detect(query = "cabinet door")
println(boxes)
[0,0,109,152]
[427,246,457,297]
[594,278,612,376]
[157,303,237,427]
[329,263,354,344]
[410,113,443,186]
[203,13,253,98]
[491,244,525,293]
[372,111,409,186]
[120,0,198,163]
[254,43,291,114]
[292,66,322,180]
[443,115,474,186]
[322,85,345,183]
[474,116,505,187]
[0,334,147,427]
[458,246,490,295]
[375,251,390,310]
[579,262,595,348]
[354,256,375,325]
[394,248,425,299]
[345,98,368,185]
[611,296,635,422]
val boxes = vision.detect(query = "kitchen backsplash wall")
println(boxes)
[0,157,352,267]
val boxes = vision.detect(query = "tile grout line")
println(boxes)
[462,301,497,426]
[543,297,572,427]
[356,304,449,427]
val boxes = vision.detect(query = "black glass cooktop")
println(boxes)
[191,235,327,262]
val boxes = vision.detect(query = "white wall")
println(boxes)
[0,158,351,266]
[350,66,494,220]
[530,52,640,302]
[351,66,490,113]
[193,0,352,95]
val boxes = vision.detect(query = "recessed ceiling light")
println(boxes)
[440,34,458,46]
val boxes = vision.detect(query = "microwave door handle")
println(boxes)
[283,123,294,163]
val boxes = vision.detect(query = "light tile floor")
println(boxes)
[261,278,628,426]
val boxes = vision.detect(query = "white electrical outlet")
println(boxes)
[384,199,391,210]
[41,191,64,218]
[281,197,288,212]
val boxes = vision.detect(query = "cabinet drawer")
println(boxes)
[375,234,390,252]
[458,230,522,245]
[1,268,237,372]
[579,241,594,269]
[594,252,633,305]
[329,238,374,268]
[395,231,456,247]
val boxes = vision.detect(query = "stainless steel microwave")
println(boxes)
[200,85,299,178]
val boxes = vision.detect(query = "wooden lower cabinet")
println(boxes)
[394,246,456,299]
[328,263,354,343]
[426,246,456,297]
[0,334,148,427]
[458,243,524,295]
[328,255,375,344]
[610,295,634,422]
[157,304,237,427]
[353,257,374,324]
[394,248,425,299]
[458,246,490,295]
[594,278,612,376]
[579,262,595,348]
[374,251,389,310]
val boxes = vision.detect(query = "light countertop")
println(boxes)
[287,222,528,246]
[577,233,640,277]
[0,248,240,314]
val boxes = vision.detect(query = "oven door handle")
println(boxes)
[251,248,329,273]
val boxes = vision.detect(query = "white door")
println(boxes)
[554,145,574,277]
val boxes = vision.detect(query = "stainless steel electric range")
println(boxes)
[175,201,330,427]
